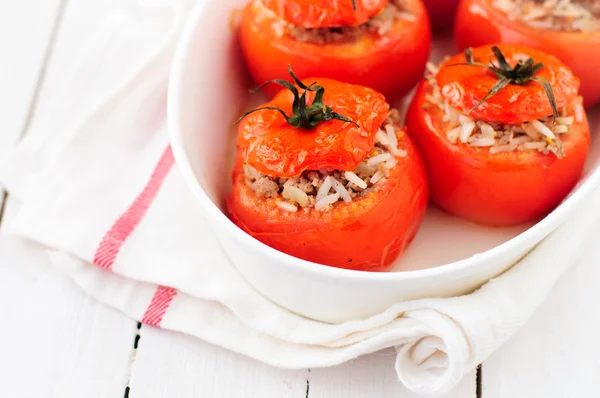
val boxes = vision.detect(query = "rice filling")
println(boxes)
[244,111,406,212]
[287,0,414,44]
[492,0,600,32]
[424,62,584,158]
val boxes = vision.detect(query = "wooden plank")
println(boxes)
[0,0,64,214]
[308,352,476,398]
[0,0,63,146]
[0,234,138,398]
[130,326,309,398]
[132,326,475,397]
[482,236,600,397]
[0,0,140,396]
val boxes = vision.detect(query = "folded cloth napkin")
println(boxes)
[2,1,600,395]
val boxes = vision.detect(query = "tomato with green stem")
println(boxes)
[227,68,429,270]
[238,0,431,102]
[454,0,600,107]
[405,44,591,226]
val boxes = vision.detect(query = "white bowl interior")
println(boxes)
[172,2,600,274]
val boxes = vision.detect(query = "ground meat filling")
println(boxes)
[493,0,600,32]
[287,0,415,44]
[424,62,585,158]
[243,111,406,212]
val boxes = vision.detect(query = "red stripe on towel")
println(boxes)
[93,146,174,270]
[141,286,178,326]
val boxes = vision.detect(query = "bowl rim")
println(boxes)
[167,0,600,282]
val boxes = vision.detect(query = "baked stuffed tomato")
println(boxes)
[238,0,431,102]
[405,44,591,226]
[227,68,428,271]
[455,0,600,106]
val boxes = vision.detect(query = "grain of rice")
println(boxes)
[315,193,340,211]
[444,103,461,126]
[354,161,376,175]
[385,124,398,148]
[282,185,309,207]
[316,176,333,201]
[344,171,367,189]
[426,62,439,74]
[509,135,531,145]
[554,125,569,134]
[531,119,556,139]
[479,122,496,138]
[385,157,398,169]
[470,137,496,147]
[331,178,352,202]
[575,104,584,123]
[522,8,548,21]
[521,141,547,150]
[557,116,574,125]
[283,177,299,187]
[375,130,390,146]
[277,201,298,212]
[370,170,385,184]
[447,126,461,143]
[367,153,392,167]
[459,115,476,143]
[522,123,541,139]
[490,144,518,153]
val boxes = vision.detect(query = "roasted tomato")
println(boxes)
[405,44,591,226]
[455,0,600,107]
[227,69,428,271]
[238,0,431,102]
[423,0,460,30]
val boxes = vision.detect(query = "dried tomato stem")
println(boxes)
[236,65,359,129]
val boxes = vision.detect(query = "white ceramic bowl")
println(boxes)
[168,0,600,323]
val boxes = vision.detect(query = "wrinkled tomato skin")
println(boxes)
[226,132,429,271]
[437,44,579,125]
[454,0,600,107]
[423,0,459,31]
[405,81,591,226]
[239,0,431,102]
[237,78,389,177]
[261,0,388,28]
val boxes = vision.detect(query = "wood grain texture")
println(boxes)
[133,325,476,398]
[483,233,600,398]
[130,326,309,398]
[0,0,64,214]
[0,1,139,397]
[308,350,476,398]
[0,0,63,146]
[0,235,138,398]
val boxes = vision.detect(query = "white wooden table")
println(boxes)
[1,1,599,397]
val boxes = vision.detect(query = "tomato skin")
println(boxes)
[454,0,600,107]
[423,0,459,30]
[226,131,429,271]
[239,0,431,102]
[261,0,387,28]
[436,44,579,124]
[405,81,591,226]
[238,78,388,177]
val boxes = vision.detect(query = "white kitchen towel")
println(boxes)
[2,1,600,395]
